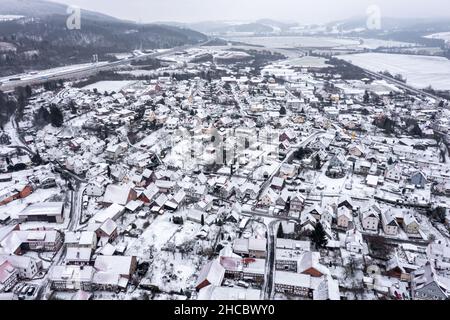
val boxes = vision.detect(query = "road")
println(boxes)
[262,220,278,300]
[257,130,326,199]
[0,41,208,91]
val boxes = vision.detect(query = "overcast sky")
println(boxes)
[51,0,450,24]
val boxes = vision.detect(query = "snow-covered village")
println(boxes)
[1,0,450,304]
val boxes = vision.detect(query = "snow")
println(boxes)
[337,52,450,91]
[425,32,450,43]
[228,36,360,49]
[82,81,136,93]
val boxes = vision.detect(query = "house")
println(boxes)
[271,177,285,190]
[410,171,427,189]
[0,184,33,206]
[94,255,137,280]
[381,210,399,236]
[105,142,128,161]
[195,259,225,291]
[0,255,41,279]
[360,204,380,232]
[102,184,137,206]
[313,276,340,300]
[297,251,330,277]
[260,189,278,207]
[402,214,420,235]
[385,167,402,183]
[345,229,364,254]
[385,255,418,281]
[49,265,95,291]
[64,231,98,251]
[329,155,346,169]
[0,260,18,292]
[18,202,64,223]
[91,203,125,224]
[1,229,63,254]
[337,195,354,211]
[65,247,92,265]
[337,206,353,229]
[290,193,305,213]
[232,238,267,258]
[411,263,449,300]
[197,285,261,300]
[274,271,314,297]
[348,144,365,157]
[95,218,118,242]
[85,181,106,197]
[248,238,267,259]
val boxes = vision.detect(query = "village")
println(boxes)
[1,44,450,301]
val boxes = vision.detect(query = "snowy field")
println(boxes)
[425,32,450,43]
[82,81,136,93]
[282,56,330,68]
[228,36,360,48]
[337,53,450,91]
[227,36,414,50]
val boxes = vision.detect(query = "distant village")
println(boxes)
[1,45,450,301]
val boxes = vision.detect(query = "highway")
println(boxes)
[359,67,443,102]
[0,41,207,92]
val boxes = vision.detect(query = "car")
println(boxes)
[317,184,325,190]
[345,183,352,190]
[237,281,250,288]
[20,285,29,295]
[27,286,36,296]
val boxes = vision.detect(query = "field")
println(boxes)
[337,52,450,91]
[425,32,450,43]
[82,81,136,92]
[227,35,415,50]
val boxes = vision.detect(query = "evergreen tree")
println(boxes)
[276,223,284,239]
[279,106,287,115]
[49,105,64,127]
[311,222,328,248]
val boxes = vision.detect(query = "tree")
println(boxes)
[387,157,393,165]
[279,106,287,115]
[311,222,328,248]
[363,90,370,104]
[49,105,64,127]
[276,223,284,239]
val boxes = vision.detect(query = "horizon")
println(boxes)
[49,0,450,25]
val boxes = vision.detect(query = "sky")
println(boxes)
[51,0,450,24]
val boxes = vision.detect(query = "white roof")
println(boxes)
[94,255,135,276]
[103,184,133,206]
[19,202,64,217]
[196,259,225,288]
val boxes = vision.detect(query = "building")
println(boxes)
[274,271,313,297]
[0,255,41,279]
[49,265,95,291]
[411,263,449,300]
[64,231,98,251]
[360,205,380,232]
[337,206,353,229]
[18,202,64,223]
[0,260,18,292]
[381,210,399,236]
[410,171,427,189]
[195,259,225,291]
